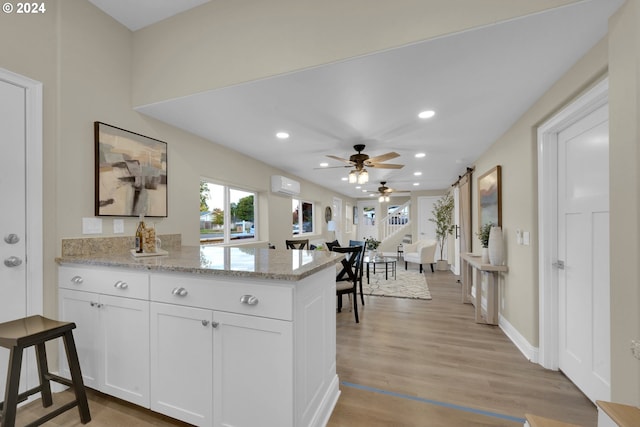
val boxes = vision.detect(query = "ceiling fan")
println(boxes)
[325,144,404,184]
[376,181,393,202]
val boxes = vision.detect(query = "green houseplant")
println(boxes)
[476,222,493,248]
[476,222,493,263]
[429,193,455,270]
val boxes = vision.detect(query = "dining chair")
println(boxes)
[325,240,341,251]
[285,239,309,249]
[348,240,366,305]
[332,245,364,323]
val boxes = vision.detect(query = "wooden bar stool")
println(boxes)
[0,315,91,426]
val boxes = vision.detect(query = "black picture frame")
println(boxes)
[94,122,168,217]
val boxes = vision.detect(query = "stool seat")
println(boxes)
[0,316,75,348]
[0,315,90,426]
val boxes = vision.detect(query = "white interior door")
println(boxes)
[0,78,28,400]
[557,102,610,403]
[357,201,376,241]
[417,196,438,243]
[452,187,461,274]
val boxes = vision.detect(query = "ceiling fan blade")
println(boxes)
[369,163,404,169]
[326,155,354,165]
[314,165,351,170]
[366,152,400,164]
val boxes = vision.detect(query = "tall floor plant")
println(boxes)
[429,193,455,262]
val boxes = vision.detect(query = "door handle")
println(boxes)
[4,256,22,267]
[552,260,565,269]
[4,234,19,244]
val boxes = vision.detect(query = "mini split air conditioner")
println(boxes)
[271,175,300,196]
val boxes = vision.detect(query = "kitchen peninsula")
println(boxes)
[56,242,342,427]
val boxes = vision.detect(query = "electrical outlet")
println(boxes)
[631,340,640,360]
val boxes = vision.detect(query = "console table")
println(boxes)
[460,253,508,325]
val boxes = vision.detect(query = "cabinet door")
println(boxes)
[150,302,213,427]
[213,311,293,427]
[59,288,100,389]
[100,295,150,407]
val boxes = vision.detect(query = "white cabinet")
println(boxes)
[212,311,293,427]
[150,302,213,426]
[149,273,294,427]
[58,266,150,407]
[58,263,339,427]
[149,301,293,427]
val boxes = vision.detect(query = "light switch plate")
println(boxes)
[523,231,530,246]
[113,219,124,234]
[82,217,102,234]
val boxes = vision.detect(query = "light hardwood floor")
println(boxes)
[15,270,596,426]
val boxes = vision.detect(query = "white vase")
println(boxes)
[481,247,490,264]
[488,226,504,265]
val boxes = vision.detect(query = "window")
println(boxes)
[200,180,256,244]
[388,205,409,224]
[292,199,314,235]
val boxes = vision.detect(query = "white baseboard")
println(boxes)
[499,314,539,363]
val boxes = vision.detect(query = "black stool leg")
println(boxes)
[2,346,23,427]
[62,331,91,423]
[35,342,53,407]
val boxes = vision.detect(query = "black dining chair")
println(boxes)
[285,239,309,249]
[348,240,366,305]
[325,240,341,251]
[332,246,364,323]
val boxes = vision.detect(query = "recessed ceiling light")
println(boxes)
[418,110,435,119]
[320,162,329,167]
[355,186,361,189]
[414,171,422,176]
[276,132,290,139]
[413,182,420,186]
[341,177,348,181]
[415,152,426,158]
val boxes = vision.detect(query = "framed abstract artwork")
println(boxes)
[94,122,168,217]
[477,165,501,227]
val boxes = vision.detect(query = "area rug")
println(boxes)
[362,269,432,300]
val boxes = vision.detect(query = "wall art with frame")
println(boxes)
[477,165,501,228]
[95,122,168,217]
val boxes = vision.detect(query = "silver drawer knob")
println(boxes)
[71,276,83,284]
[239,295,259,305]
[172,287,188,297]
[113,280,128,289]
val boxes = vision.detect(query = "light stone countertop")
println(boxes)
[56,245,343,281]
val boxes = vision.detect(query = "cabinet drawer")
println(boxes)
[59,265,149,300]
[150,273,293,321]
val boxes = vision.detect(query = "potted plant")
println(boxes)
[476,222,493,263]
[429,193,455,270]
[365,236,380,259]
